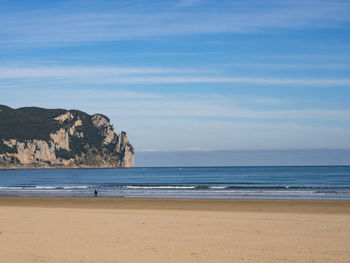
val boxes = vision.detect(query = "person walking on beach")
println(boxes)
[94,190,98,197]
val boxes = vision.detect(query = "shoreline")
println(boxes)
[1,196,350,214]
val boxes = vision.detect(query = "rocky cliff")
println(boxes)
[0,105,134,168]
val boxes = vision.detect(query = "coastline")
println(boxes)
[1,196,350,213]
[1,164,349,170]
[1,197,349,262]
[0,166,133,170]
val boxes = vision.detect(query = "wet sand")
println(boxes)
[0,197,349,262]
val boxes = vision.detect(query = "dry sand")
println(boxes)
[0,197,349,262]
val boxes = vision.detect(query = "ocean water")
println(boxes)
[0,166,349,199]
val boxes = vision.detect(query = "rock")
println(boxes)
[92,114,116,145]
[0,105,135,169]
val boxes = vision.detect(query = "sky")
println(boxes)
[1,0,350,165]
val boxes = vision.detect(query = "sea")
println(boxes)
[0,166,349,199]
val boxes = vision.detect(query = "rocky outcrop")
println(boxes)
[115,132,135,168]
[92,114,116,145]
[0,105,135,169]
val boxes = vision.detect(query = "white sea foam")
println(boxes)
[62,186,90,189]
[0,185,98,192]
[0,186,24,190]
[34,186,58,189]
[125,186,196,189]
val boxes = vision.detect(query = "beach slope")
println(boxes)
[0,197,349,262]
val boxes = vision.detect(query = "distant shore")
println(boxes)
[0,166,133,170]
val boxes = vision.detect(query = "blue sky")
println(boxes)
[1,0,350,162]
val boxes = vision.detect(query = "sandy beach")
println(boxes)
[0,197,349,262]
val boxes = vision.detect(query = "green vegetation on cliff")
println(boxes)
[0,105,63,142]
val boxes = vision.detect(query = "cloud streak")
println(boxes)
[0,66,188,78]
[93,76,350,86]
[1,65,350,87]
[1,0,350,46]
[3,87,350,122]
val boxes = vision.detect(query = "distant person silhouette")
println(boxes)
[94,190,98,197]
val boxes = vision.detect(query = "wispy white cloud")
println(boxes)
[0,66,189,78]
[91,76,350,86]
[3,87,350,122]
[101,101,350,121]
[1,65,350,86]
[1,0,350,46]
[218,63,350,70]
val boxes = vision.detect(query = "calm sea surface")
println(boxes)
[0,166,349,199]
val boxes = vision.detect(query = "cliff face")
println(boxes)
[0,105,134,169]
